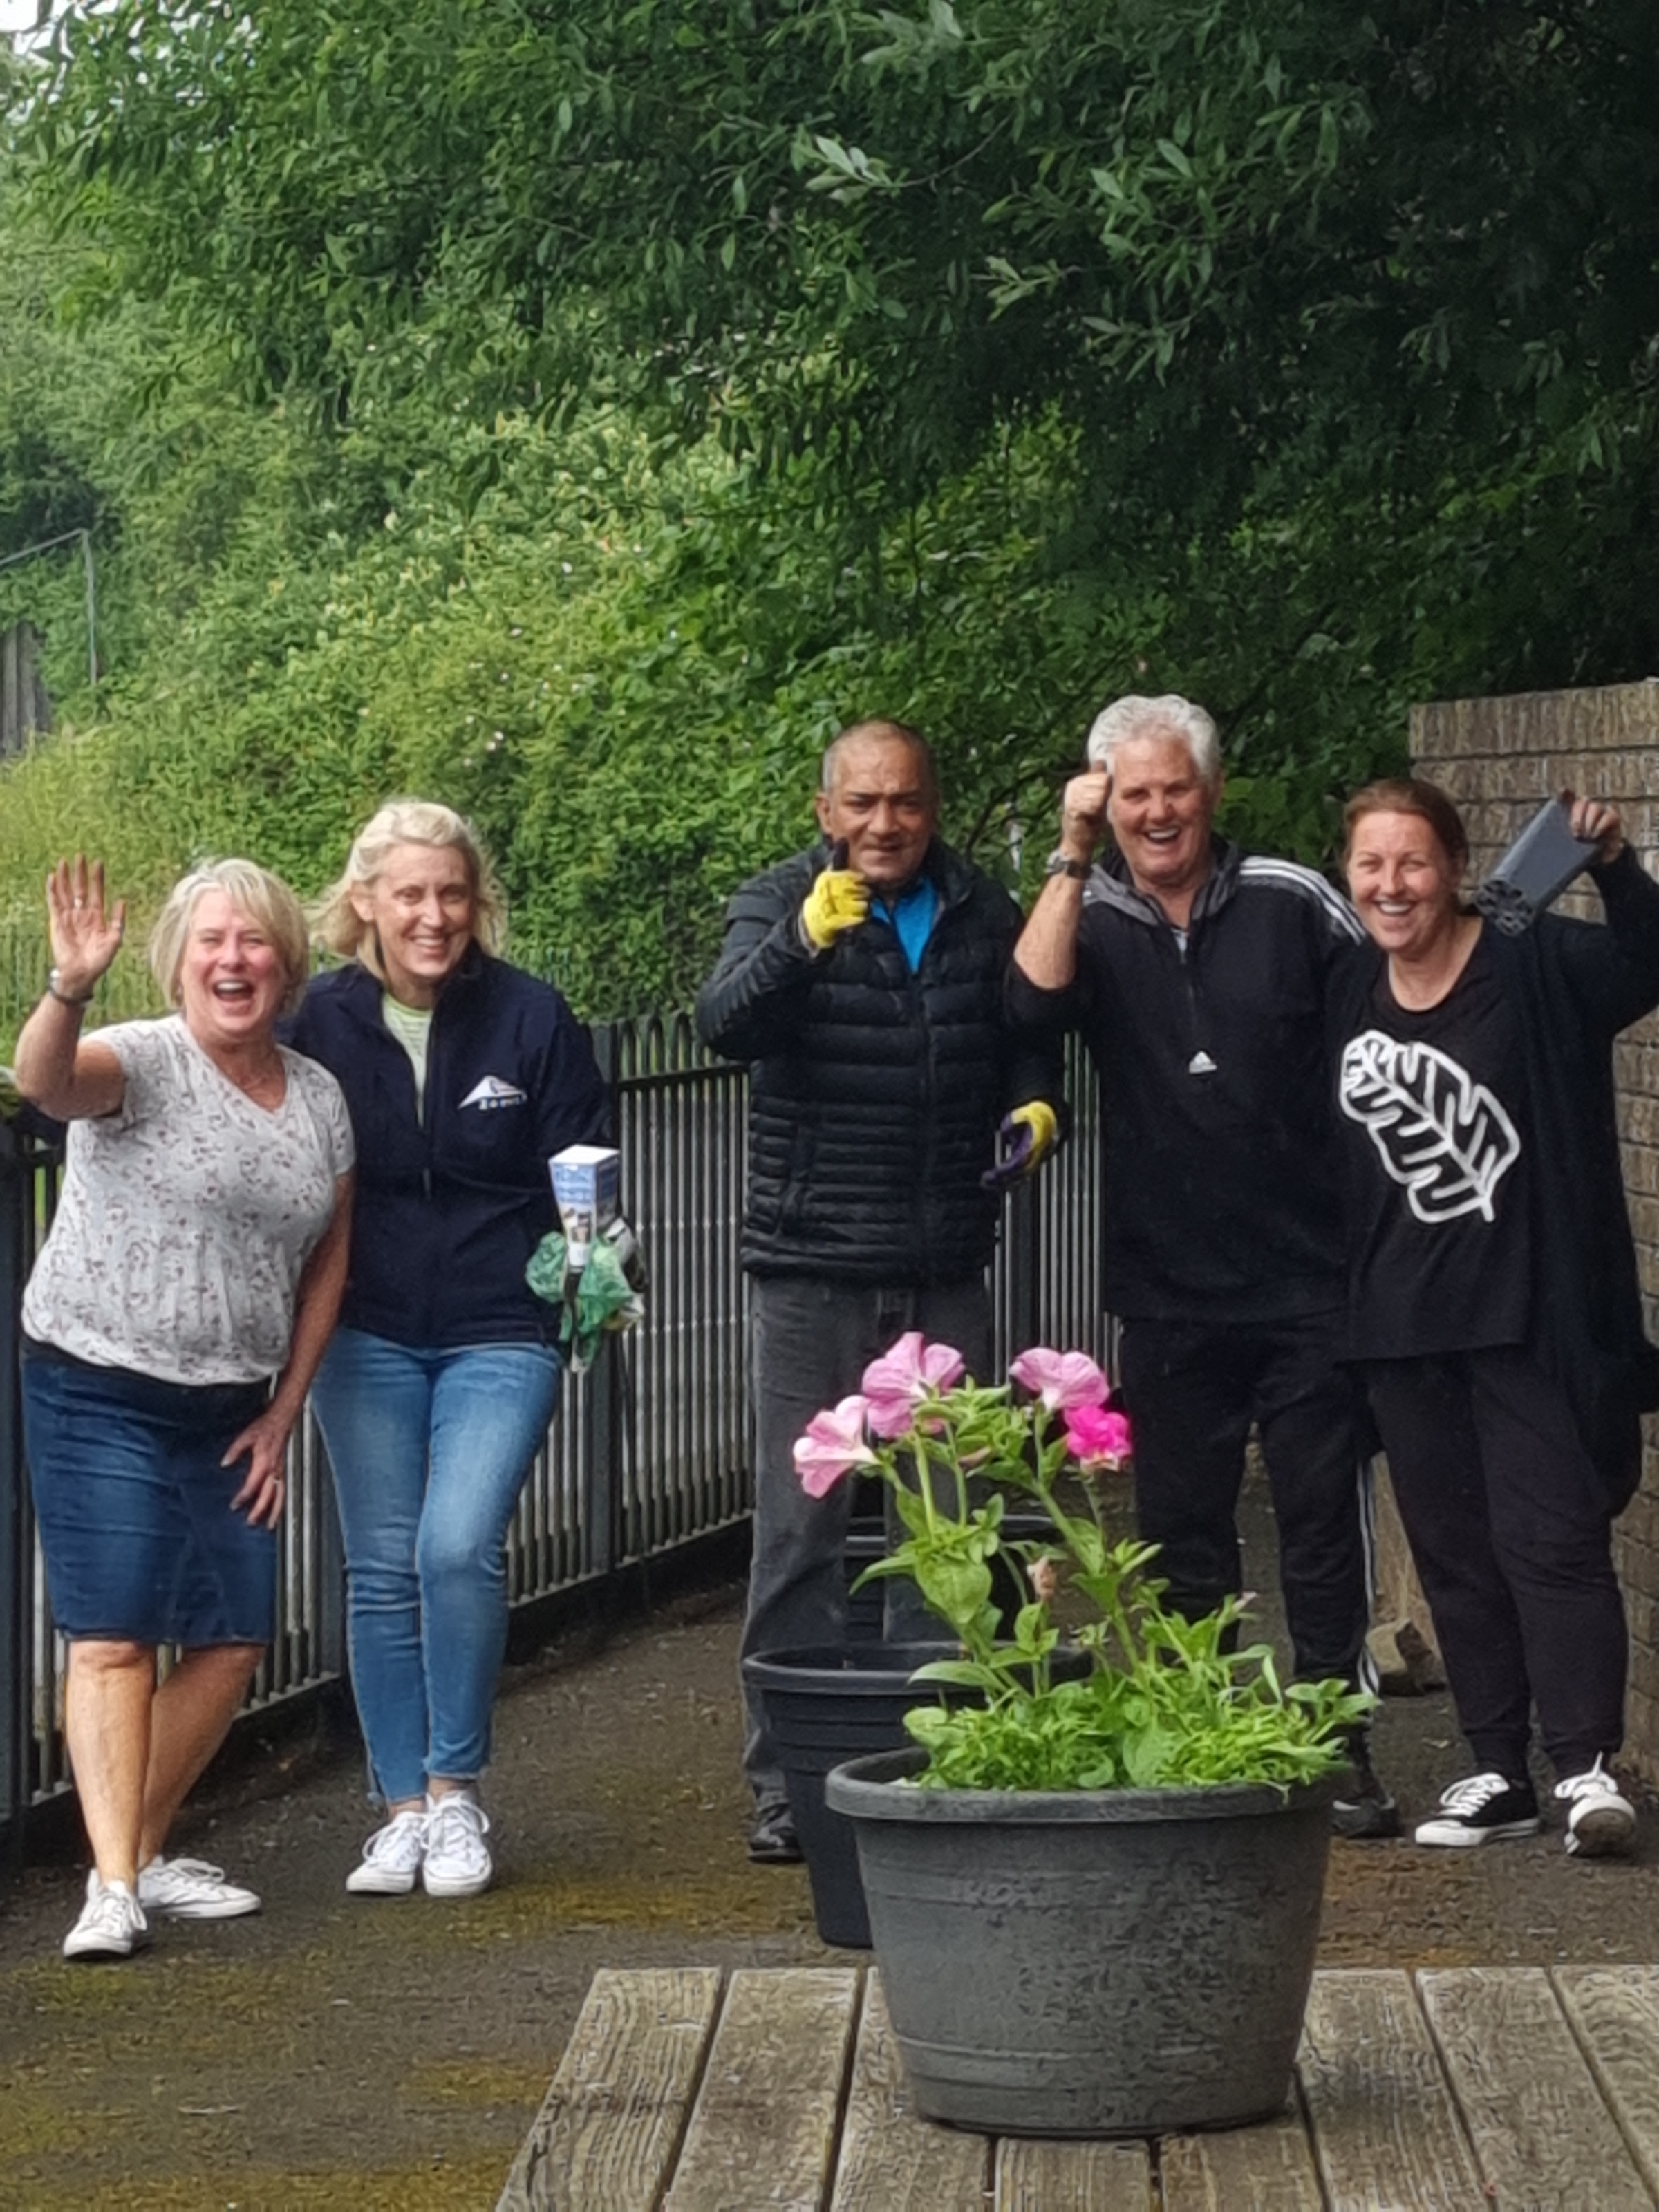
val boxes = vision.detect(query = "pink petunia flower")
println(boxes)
[1064,1404,1134,1471]
[862,1331,966,1439]
[794,1396,877,1497]
[1009,1347,1110,1413]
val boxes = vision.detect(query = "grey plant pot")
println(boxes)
[825,1746,1337,2137]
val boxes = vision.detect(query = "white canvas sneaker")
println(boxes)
[345,1808,429,1895]
[63,1875,151,1961]
[422,1792,492,1899]
[138,1855,261,1920]
[1555,1759,1637,1859]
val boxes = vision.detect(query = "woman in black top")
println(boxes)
[1336,777,1659,1854]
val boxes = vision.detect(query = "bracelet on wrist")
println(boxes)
[1044,850,1094,882]
[46,969,96,1008]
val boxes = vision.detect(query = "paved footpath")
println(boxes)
[3,1560,1658,2209]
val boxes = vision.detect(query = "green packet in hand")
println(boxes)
[525,1229,644,1373]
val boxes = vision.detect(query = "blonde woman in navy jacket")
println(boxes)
[291,801,610,1899]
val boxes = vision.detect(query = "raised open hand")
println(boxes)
[46,857,126,998]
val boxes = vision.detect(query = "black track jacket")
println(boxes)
[1006,838,1362,1324]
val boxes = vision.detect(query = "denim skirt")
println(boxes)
[22,1344,276,1646]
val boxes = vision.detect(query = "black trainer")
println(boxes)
[747,1800,803,1866]
[1414,1770,1541,1848]
[1331,1751,1402,1840]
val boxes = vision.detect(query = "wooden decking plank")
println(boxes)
[1554,1965,1659,2199]
[1159,2108,1324,2211]
[993,2137,1152,2209]
[1420,1966,1649,2209]
[1298,1967,1484,2209]
[664,1966,860,2211]
[830,1974,988,2211]
[496,1965,722,2212]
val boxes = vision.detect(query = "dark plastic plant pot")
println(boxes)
[825,1746,1338,2136]
[742,1643,954,1948]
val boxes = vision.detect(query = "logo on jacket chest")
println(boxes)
[460,1075,527,1112]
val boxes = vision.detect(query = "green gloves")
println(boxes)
[525,1229,645,1372]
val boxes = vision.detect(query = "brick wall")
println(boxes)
[1413,679,1659,1784]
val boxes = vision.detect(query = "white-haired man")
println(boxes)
[1010,693,1395,1837]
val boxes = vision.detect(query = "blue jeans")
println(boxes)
[310,1329,562,1803]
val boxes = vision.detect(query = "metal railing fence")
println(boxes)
[0,1024,1100,1859]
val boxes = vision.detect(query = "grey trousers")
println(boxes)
[740,1272,992,1806]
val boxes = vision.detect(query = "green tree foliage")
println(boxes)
[1,3,1656,1035]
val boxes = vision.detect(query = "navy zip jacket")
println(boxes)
[695,836,1058,1284]
[286,951,611,1348]
[1006,838,1362,1323]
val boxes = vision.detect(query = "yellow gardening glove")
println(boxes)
[1013,1099,1059,1169]
[982,1100,1059,1191]
[800,841,870,951]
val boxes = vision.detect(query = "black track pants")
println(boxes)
[1118,1311,1373,1688]
[1365,1345,1625,1780]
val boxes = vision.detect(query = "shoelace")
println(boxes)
[1555,1760,1618,1804]
[427,1797,489,1857]
[84,1884,141,1934]
[365,1812,427,1864]
[1436,1772,1514,1815]
[154,1857,227,1884]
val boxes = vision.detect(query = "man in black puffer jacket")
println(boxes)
[697,720,1060,1862]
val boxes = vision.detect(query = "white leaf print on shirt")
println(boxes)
[1339,1029,1521,1224]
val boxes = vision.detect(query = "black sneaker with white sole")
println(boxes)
[1414,1770,1541,1848]
[1331,1754,1402,1840]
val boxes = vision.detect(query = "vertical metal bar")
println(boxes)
[82,532,97,691]
[310,1408,348,1680]
[584,1024,619,1580]
[0,1126,26,1863]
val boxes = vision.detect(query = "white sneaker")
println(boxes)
[138,1855,261,1920]
[1556,1758,1637,1859]
[422,1792,492,1899]
[64,1875,150,1961]
[345,1808,429,1895]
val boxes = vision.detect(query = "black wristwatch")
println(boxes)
[1044,851,1092,881]
[46,968,96,1007]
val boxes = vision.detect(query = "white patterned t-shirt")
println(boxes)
[23,1017,355,1385]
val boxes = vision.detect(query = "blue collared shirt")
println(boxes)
[871,877,939,973]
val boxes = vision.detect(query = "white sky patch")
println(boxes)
[1,1,53,43]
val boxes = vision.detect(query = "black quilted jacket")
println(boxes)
[695,838,1057,1283]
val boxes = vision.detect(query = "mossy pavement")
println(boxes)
[3,1494,1658,2209]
